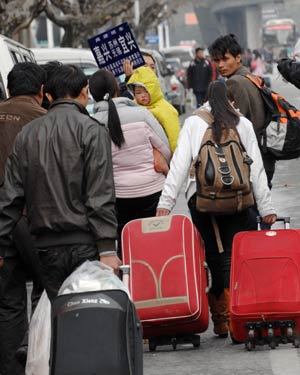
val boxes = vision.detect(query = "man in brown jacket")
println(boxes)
[0,62,46,375]
[209,34,275,187]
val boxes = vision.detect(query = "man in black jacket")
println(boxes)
[0,65,121,304]
[277,57,300,89]
[0,62,46,375]
[187,47,212,107]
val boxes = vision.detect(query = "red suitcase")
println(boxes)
[121,214,209,351]
[230,217,300,350]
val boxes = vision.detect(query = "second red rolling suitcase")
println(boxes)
[121,214,209,351]
[230,217,300,350]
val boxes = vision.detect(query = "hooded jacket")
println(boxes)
[127,66,181,153]
[93,97,171,199]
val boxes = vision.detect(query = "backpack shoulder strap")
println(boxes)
[237,71,265,89]
[189,114,214,178]
[193,107,214,125]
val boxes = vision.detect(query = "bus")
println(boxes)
[262,18,299,60]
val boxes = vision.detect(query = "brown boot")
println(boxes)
[208,292,229,338]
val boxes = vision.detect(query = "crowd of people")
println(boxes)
[2,31,300,373]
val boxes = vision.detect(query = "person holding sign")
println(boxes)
[89,69,171,257]
[128,66,181,153]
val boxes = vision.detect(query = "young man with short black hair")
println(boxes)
[209,34,276,187]
[0,64,120,301]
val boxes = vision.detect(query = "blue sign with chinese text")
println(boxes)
[88,22,145,77]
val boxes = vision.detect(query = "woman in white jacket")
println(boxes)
[156,80,276,339]
[89,69,171,257]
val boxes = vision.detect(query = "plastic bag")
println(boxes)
[58,260,130,296]
[25,261,129,375]
[25,291,51,375]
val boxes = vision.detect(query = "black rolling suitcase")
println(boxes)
[50,289,143,375]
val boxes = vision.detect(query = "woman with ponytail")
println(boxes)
[89,69,171,256]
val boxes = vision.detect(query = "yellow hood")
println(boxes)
[128,66,181,153]
[128,66,163,105]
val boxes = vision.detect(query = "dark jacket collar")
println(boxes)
[5,95,41,106]
[49,99,89,115]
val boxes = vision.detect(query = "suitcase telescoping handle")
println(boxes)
[256,216,290,230]
[120,265,130,289]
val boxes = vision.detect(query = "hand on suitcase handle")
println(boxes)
[262,214,277,225]
[99,254,122,275]
[257,215,289,229]
[156,208,170,216]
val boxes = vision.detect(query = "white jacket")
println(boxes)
[158,113,276,218]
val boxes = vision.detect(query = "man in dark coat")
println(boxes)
[277,57,300,89]
[187,47,212,107]
[0,62,46,375]
[0,64,121,301]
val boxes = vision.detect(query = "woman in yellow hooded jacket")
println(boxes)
[127,66,181,153]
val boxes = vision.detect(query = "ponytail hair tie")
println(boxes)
[103,93,110,101]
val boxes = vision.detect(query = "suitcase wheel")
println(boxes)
[287,327,293,337]
[267,327,274,338]
[245,341,255,351]
[269,340,276,349]
[149,338,157,352]
[192,335,200,348]
[248,329,255,339]
[294,337,300,348]
[171,338,177,350]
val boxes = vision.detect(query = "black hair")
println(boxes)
[141,51,155,62]
[208,34,243,59]
[7,62,46,97]
[252,49,261,59]
[40,60,63,109]
[89,69,124,148]
[207,80,240,143]
[45,64,88,101]
[42,60,64,94]
[195,47,204,53]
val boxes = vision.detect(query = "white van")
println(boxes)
[31,47,98,76]
[161,46,195,69]
[32,48,99,113]
[0,34,35,100]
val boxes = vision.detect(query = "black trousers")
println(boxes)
[116,191,161,258]
[38,244,99,302]
[0,218,43,375]
[193,91,207,108]
[188,194,249,298]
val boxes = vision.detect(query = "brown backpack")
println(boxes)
[194,109,255,215]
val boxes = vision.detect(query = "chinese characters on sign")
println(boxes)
[88,22,145,77]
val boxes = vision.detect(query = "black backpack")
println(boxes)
[242,73,300,160]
